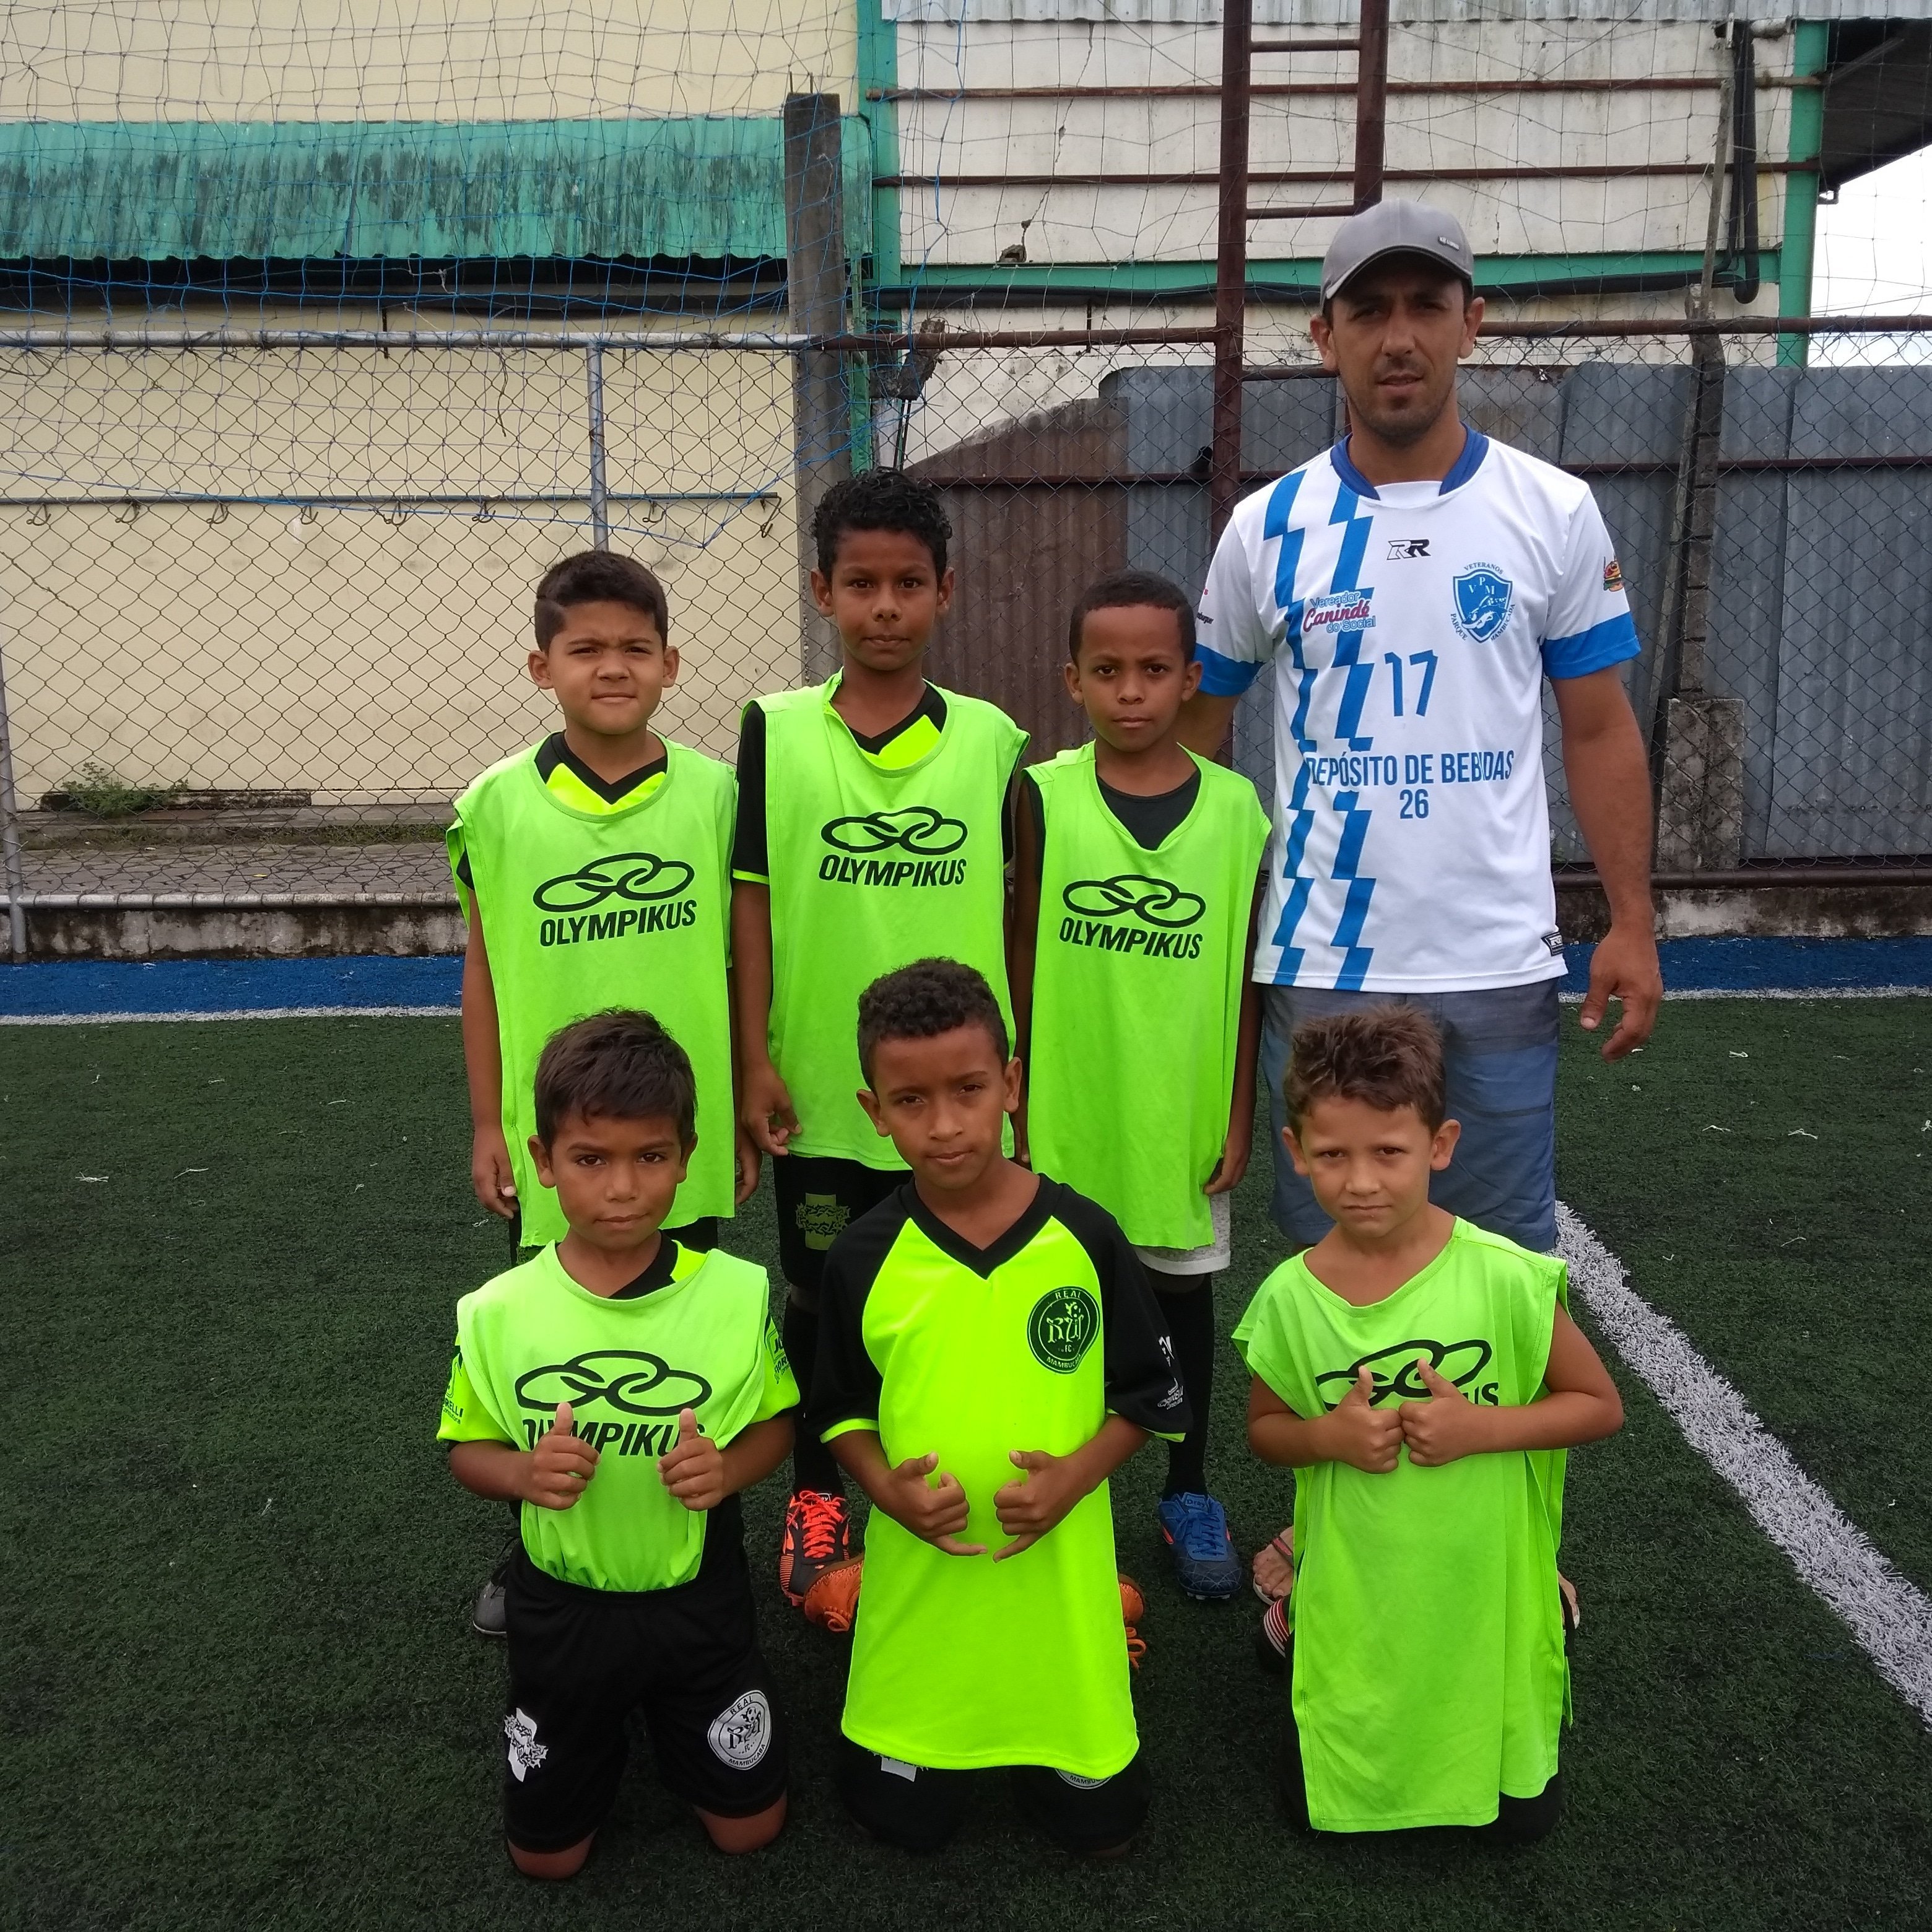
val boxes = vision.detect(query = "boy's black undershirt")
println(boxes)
[1020,764,1201,888]
[536,731,668,805]
[611,1237,681,1299]
[733,686,1018,878]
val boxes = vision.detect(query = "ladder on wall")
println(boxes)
[1209,0,1391,536]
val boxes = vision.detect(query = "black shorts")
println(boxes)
[501,1541,786,1852]
[837,1736,1150,1854]
[772,1154,903,1303]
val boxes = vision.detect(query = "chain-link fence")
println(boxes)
[3,319,1930,952]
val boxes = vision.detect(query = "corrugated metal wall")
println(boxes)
[921,362,1932,861]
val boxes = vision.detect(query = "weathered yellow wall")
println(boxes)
[0,312,804,801]
[0,0,857,120]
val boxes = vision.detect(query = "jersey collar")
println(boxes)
[1328,424,1489,501]
[905,1173,1058,1279]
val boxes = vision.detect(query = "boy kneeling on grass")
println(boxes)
[438,1011,794,1876]
[1234,1005,1623,1840]
[812,959,1188,1855]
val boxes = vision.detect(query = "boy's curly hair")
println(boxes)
[812,469,952,580]
[856,958,1008,1086]
[533,1008,696,1146]
[1284,1004,1447,1132]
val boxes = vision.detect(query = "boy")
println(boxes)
[812,959,1187,1855]
[1233,1006,1622,1839]
[732,471,1027,1608]
[451,550,745,1634]
[1012,568,1270,1601]
[438,1011,794,1876]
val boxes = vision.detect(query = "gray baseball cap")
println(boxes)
[1321,199,1475,302]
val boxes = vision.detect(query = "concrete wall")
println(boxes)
[0,310,802,803]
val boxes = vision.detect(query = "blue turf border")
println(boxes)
[1,936,1929,1018]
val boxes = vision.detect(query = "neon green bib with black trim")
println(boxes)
[759,677,1025,1167]
[1026,746,1270,1248]
[441,1243,790,1593]
[1233,1220,1570,1831]
[448,739,736,1240]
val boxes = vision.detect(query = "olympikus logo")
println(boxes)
[1302,590,1376,632]
[539,902,697,947]
[819,807,969,887]
[1056,874,1207,959]
[534,852,694,912]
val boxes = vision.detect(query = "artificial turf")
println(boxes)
[4,1006,1930,1930]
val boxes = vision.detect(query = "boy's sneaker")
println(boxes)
[1156,1492,1241,1601]
[803,1557,863,1634]
[471,1539,517,1638]
[778,1489,858,1606]
[1255,1597,1290,1674]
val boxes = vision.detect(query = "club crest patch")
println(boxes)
[708,1690,773,1769]
[1027,1285,1100,1373]
[1450,564,1515,644]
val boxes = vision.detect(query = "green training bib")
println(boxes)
[759,677,1025,1167]
[439,1243,794,1593]
[1233,1220,1570,1831]
[1026,746,1270,1249]
[448,739,736,1242]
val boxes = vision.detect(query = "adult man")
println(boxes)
[1178,201,1661,1603]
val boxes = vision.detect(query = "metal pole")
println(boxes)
[0,620,28,960]
[585,343,610,550]
[1209,0,1253,541]
[1353,0,1391,210]
[786,90,853,684]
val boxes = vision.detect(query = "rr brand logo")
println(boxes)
[533,851,695,912]
[514,1349,714,1416]
[821,807,967,856]
[1027,1284,1100,1374]
[1062,874,1206,931]
[1313,1337,1497,1406]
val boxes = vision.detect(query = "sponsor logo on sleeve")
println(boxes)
[1603,554,1625,593]
[1450,565,1515,644]
[818,806,968,886]
[1027,1285,1101,1373]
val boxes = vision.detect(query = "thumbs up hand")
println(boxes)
[524,1401,600,1510]
[991,1447,1081,1562]
[1398,1359,1488,1467]
[1323,1365,1403,1474]
[659,1406,728,1512]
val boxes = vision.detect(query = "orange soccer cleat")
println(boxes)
[803,1556,864,1634]
[1119,1572,1147,1671]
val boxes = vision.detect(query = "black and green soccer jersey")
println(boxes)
[438,1239,796,1594]
[736,676,1027,1168]
[446,735,736,1241]
[812,1177,1188,1776]
[1234,1219,1569,1831]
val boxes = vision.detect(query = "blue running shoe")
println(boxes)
[1157,1492,1241,1601]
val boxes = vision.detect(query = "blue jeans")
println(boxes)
[1260,981,1560,1253]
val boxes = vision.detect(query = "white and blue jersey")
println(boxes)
[1196,430,1638,993]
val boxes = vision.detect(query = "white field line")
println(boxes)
[1557,986,1930,1003]
[0,1005,459,1025]
[1557,1203,1932,1728]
